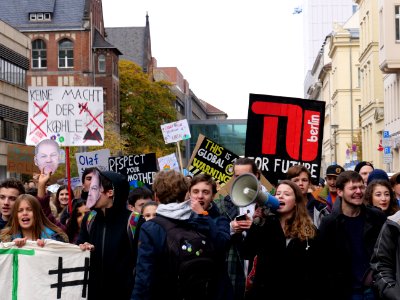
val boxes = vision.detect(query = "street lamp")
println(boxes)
[331,124,339,164]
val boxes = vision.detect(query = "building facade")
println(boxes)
[303,0,357,96]
[0,0,122,128]
[378,0,400,171]
[355,0,385,169]
[0,19,31,179]
[308,11,361,174]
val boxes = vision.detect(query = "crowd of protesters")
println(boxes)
[2,159,400,300]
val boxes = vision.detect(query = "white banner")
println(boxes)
[160,119,191,144]
[26,86,104,146]
[0,240,90,300]
[75,149,110,182]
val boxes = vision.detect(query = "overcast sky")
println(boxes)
[102,0,305,119]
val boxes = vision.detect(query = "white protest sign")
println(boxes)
[158,153,180,171]
[26,86,104,146]
[75,149,110,182]
[160,119,191,144]
[0,240,90,300]
[63,177,83,190]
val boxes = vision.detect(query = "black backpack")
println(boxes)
[151,216,218,300]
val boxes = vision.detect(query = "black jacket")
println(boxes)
[242,214,318,300]
[370,211,400,300]
[77,171,134,300]
[0,215,7,230]
[317,199,386,299]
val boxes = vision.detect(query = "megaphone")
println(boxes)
[230,173,280,211]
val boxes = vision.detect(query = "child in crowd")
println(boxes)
[141,201,158,221]
[66,199,89,243]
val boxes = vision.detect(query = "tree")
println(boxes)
[119,59,177,155]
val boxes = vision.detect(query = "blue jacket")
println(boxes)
[131,200,230,300]
[10,226,65,242]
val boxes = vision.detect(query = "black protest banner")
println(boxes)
[187,134,238,186]
[108,153,158,187]
[245,94,325,185]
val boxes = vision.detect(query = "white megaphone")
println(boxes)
[230,173,280,211]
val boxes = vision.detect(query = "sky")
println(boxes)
[102,0,305,119]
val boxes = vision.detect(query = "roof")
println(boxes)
[0,0,86,31]
[105,27,146,70]
[199,99,227,116]
[93,29,122,54]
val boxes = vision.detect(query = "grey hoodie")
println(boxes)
[156,199,192,220]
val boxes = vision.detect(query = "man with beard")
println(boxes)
[318,171,386,299]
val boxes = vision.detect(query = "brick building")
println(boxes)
[0,0,122,127]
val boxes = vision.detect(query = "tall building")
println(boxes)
[310,12,361,173]
[355,0,385,169]
[0,0,122,128]
[0,19,31,179]
[378,0,400,171]
[303,0,357,97]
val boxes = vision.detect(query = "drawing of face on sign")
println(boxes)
[86,169,101,209]
[34,139,60,175]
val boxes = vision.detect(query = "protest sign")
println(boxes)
[108,153,158,187]
[187,134,238,187]
[245,94,325,184]
[26,86,104,146]
[160,119,191,144]
[0,240,90,300]
[75,149,110,182]
[158,153,180,172]
[7,144,35,174]
[63,177,82,190]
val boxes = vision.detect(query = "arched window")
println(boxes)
[58,39,73,68]
[98,54,106,72]
[32,39,47,68]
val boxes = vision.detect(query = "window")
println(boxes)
[396,6,400,41]
[32,39,47,68]
[44,13,51,20]
[58,39,74,68]
[29,13,36,21]
[98,54,106,72]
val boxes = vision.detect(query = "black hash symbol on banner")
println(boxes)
[49,257,90,299]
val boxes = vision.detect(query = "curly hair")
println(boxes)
[276,180,316,241]
[0,194,68,242]
[153,170,188,204]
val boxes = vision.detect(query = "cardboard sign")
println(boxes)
[0,240,90,300]
[26,86,104,146]
[108,153,158,186]
[75,149,110,182]
[245,94,325,184]
[7,144,36,174]
[187,134,238,187]
[161,119,191,144]
[158,153,180,172]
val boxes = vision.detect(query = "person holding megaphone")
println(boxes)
[241,180,318,300]
[214,158,266,300]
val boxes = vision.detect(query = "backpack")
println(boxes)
[151,216,218,300]
[86,210,142,249]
